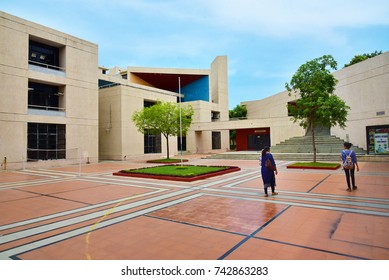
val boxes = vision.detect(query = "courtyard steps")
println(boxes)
[207,135,374,162]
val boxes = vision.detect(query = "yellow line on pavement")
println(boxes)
[84,193,145,260]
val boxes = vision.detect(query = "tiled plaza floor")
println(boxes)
[0,157,388,260]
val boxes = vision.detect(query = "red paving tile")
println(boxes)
[0,196,86,226]
[0,172,49,183]
[52,184,156,204]
[150,195,287,235]
[19,216,244,260]
[1,159,388,260]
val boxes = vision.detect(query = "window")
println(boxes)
[27,123,66,161]
[211,111,220,122]
[144,100,156,108]
[29,40,60,70]
[178,136,187,151]
[144,131,161,154]
[212,131,221,149]
[28,82,64,111]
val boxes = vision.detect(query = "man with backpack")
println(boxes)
[341,142,360,192]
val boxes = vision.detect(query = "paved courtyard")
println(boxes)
[0,157,388,260]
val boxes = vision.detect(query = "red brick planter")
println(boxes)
[113,166,241,182]
[287,164,341,170]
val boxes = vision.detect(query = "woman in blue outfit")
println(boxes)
[260,146,278,197]
[341,142,360,192]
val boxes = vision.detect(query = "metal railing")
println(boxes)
[28,104,65,111]
[28,60,66,72]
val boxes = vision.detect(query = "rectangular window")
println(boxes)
[144,131,161,154]
[28,82,64,111]
[212,131,221,150]
[177,136,187,151]
[211,111,220,122]
[29,40,60,70]
[27,123,66,161]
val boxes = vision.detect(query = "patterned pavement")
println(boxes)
[0,158,388,260]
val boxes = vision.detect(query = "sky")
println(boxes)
[2,0,389,109]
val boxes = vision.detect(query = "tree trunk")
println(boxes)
[311,119,317,163]
[165,134,170,159]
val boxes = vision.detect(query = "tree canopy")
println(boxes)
[229,104,247,119]
[285,55,350,162]
[132,101,194,159]
[344,51,382,68]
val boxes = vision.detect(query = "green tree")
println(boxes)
[132,101,194,159]
[344,51,382,68]
[285,55,350,162]
[228,104,247,150]
[229,104,247,119]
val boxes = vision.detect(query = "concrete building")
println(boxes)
[1,11,388,170]
[97,56,229,160]
[236,51,389,155]
[0,12,99,169]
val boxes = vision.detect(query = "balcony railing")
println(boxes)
[28,60,66,72]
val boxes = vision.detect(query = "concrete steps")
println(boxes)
[270,135,366,154]
[206,135,374,162]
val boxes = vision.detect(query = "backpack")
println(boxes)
[343,150,354,170]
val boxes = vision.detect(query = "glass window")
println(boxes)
[27,123,66,161]
[29,40,60,69]
[28,82,61,111]
[144,131,161,154]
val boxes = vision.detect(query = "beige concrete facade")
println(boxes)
[0,12,99,169]
[98,56,230,159]
[2,11,387,168]
[239,51,389,152]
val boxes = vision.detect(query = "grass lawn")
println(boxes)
[123,165,229,177]
[287,162,341,170]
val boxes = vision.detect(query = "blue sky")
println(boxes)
[2,0,389,108]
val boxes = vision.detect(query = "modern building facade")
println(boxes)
[0,12,99,169]
[1,11,388,170]
[236,51,389,154]
[97,56,229,160]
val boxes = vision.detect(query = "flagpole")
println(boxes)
[179,77,183,166]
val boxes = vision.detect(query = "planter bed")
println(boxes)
[287,162,341,170]
[113,165,241,182]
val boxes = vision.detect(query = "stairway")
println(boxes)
[270,135,366,154]
[207,135,366,162]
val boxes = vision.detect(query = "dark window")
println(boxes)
[212,131,221,150]
[29,40,60,69]
[28,82,61,111]
[177,136,187,151]
[27,123,66,161]
[144,100,156,108]
[144,131,161,154]
[211,111,220,122]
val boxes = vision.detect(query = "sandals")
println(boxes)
[346,188,351,192]
[264,192,278,197]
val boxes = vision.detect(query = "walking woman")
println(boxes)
[260,146,278,197]
[341,142,360,192]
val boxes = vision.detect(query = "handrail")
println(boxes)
[28,104,65,111]
[28,60,66,71]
